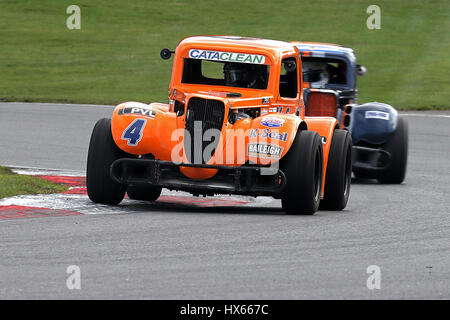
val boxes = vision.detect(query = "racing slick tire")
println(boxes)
[353,170,374,180]
[319,129,352,210]
[377,116,408,184]
[87,118,127,205]
[127,185,162,202]
[281,131,323,215]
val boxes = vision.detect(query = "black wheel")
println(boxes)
[87,118,126,205]
[353,170,374,180]
[320,129,352,210]
[127,185,162,201]
[281,131,323,215]
[377,116,408,184]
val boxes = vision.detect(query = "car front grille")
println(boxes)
[306,92,337,117]
[184,97,225,164]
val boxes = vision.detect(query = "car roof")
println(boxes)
[291,41,354,56]
[178,36,298,60]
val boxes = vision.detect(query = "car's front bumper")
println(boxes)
[352,146,391,173]
[110,158,286,197]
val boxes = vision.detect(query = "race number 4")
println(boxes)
[121,118,147,146]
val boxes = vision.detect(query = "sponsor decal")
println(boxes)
[268,106,286,113]
[188,49,266,64]
[365,110,389,120]
[247,143,283,159]
[118,107,156,119]
[274,106,288,113]
[262,97,270,104]
[261,108,268,115]
[260,116,285,128]
[249,128,288,142]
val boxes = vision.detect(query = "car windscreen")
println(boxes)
[182,58,270,90]
[302,57,348,87]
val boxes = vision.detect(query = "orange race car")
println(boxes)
[86,36,352,215]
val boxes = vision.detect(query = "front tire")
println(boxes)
[353,170,374,180]
[320,129,352,210]
[281,131,323,215]
[87,118,126,205]
[377,117,408,184]
[127,185,162,202]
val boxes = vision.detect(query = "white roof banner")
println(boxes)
[188,49,266,64]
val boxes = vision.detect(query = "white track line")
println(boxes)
[401,113,450,118]
[3,165,84,176]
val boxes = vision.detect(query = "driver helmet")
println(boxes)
[223,63,257,88]
[302,61,329,88]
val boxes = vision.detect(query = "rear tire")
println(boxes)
[320,129,352,210]
[281,131,323,215]
[87,118,126,205]
[377,117,408,184]
[127,185,162,201]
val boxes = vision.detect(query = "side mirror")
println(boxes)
[160,48,174,60]
[356,64,367,76]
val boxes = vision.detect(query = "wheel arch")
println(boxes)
[303,116,340,197]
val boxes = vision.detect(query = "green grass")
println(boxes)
[0,0,449,109]
[0,166,67,199]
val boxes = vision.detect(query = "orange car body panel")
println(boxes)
[304,116,339,193]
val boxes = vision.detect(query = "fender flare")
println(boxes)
[303,116,340,197]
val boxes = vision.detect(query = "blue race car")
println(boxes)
[293,42,408,183]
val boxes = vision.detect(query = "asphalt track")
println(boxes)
[0,102,449,299]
